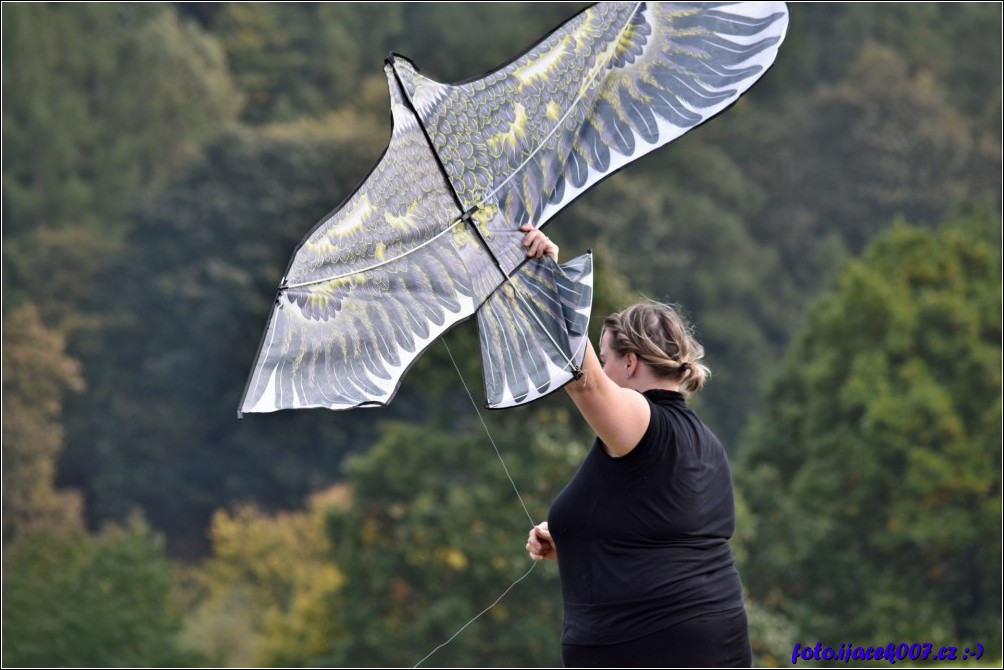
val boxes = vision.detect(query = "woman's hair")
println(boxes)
[602,300,710,393]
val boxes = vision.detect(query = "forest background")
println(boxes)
[2,2,1001,667]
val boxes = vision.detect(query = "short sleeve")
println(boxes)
[621,396,674,462]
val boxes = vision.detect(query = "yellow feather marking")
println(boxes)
[545,100,561,121]
[307,194,373,252]
[472,204,498,239]
[513,35,572,84]
[451,220,478,248]
[374,241,387,261]
[487,103,528,157]
[572,11,600,51]
[384,209,416,231]
[330,193,372,239]
[314,273,366,292]
[306,291,329,313]
[615,22,639,60]
[576,15,629,100]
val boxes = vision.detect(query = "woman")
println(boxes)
[521,225,751,668]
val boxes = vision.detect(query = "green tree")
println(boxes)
[746,43,974,291]
[201,3,588,125]
[394,3,590,84]
[59,117,396,554]
[2,518,200,667]
[296,409,584,668]
[207,3,404,123]
[713,5,1001,352]
[737,209,1002,646]
[762,4,1001,121]
[2,2,241,322]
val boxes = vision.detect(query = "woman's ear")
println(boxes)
[625,352,637,376]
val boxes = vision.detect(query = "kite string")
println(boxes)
[413,561,537,668]
[411,339,539,668]
[441,339,535,528]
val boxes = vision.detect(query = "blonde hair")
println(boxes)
[602,301,711,393]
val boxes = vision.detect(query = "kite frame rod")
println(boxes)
[280,218,465,291]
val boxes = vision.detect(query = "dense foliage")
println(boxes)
[3,3,1000,666]
[738,211,1002,647]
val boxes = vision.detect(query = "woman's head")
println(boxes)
[601,301,710,393]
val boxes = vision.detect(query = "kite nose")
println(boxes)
[384,51,418,71]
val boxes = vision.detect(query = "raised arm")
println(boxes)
[564,339,650,457]
[520,224,651,457]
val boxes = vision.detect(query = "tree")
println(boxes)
[293,410,585,668]
[201,3,589,125]
[2,304,85,542]
[59,116,399,554]
[2,3,240,237]
[394,3,590,84]
[758,4,1001,121]
[737,209,1002,646]
[178,491,348,667]
[746,43,974,291]
[2,518,200,667]
[2,4,242,323]
[206,3,404,124]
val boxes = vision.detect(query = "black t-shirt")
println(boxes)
[548,389,744,646]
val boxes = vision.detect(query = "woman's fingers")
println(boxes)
[528,236,547,258]
[520,225,557,260]
[527,523,555,561]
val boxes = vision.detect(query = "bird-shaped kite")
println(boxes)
[239,2,788,415]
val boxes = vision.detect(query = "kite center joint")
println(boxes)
[459,206,480,227]
[460,205,512,280]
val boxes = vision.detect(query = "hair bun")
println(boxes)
[602,301,710,393]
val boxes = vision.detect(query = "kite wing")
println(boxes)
[478,252,593,409]
[239,2,789,415]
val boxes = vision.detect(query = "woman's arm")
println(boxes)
[519,225,650,457]
[565,342,650,457]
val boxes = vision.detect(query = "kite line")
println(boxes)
[412,339,539,667]
[281,217,465,290]
[442,338,535,527]
[413,562,537,668]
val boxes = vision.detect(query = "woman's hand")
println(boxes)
[520,224,559,262]
[526,521,557,561]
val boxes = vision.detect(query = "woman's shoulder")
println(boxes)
[639,389,723,454]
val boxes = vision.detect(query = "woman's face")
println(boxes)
[599,330,629,385]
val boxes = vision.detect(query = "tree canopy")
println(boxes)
[738,209,1002,646]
